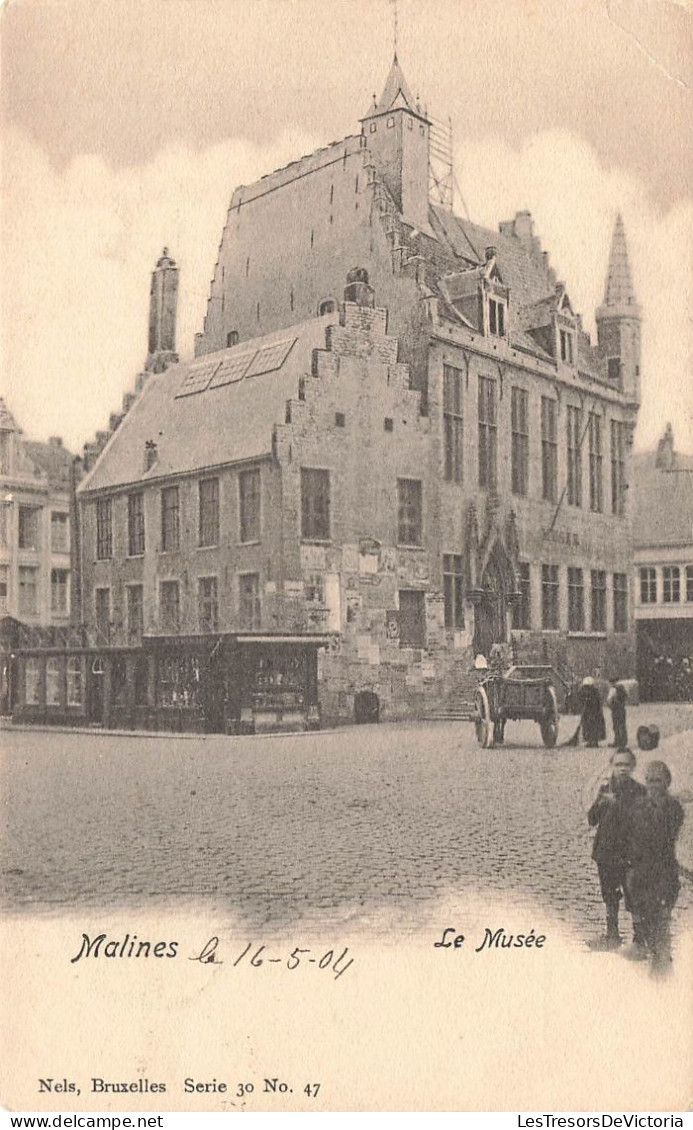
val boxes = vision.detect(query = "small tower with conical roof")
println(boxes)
[596,215,641,401]
[147,247,179,370]
[361,55,431,233]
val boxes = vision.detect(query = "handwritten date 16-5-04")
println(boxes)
[190,936,354,979]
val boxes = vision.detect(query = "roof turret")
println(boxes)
[366,54,417,117]
[598,213,640,318]
[0,398,17,432]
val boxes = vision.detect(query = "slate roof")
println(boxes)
[632,450,693,549]
[78,316,336,494]
[601,213,637,313]
[429,207,556,309]
[23,440,74,488]
[422,206,570,364]
[1,397,74,486]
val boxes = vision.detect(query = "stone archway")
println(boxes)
[473,543,515,658]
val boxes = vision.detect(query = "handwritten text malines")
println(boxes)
[68,933,354,978]
[71,934,179,963]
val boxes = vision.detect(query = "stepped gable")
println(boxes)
[430,207,556,308]
[78,315,338,494]
[424,204,606,372]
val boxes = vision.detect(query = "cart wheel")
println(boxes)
[474,686,495,749]
[540,686,559,748]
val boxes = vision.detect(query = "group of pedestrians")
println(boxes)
[587,748,684,974]
[577,676,627,749]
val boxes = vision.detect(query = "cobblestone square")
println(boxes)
[2,706,692,942]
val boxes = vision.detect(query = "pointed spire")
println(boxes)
[602,214,637,311]
[366,55,417,116]
[0,397,17,432]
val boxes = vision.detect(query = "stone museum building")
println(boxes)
[14,58,642,730]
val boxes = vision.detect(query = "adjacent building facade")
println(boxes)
[15,58,643,729]
[0,399,75,712]
[633,424,693,701]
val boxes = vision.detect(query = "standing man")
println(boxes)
[607,678,628,750]
[587,748,645,950]
[624,760,684,973]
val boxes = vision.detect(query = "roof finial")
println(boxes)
[389,0,398,60]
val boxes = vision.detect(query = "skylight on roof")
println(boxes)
[245,338,297,378]
[175,359,221,398]
[209,351,257,389]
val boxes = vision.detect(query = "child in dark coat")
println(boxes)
[624,760,684,972]
[587,748,645,949]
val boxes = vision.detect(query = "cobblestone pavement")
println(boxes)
[2,705,692,942]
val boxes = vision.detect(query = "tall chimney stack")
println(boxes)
[147,247,179,368]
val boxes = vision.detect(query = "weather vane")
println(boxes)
[389,0,399,58]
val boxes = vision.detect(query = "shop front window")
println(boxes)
[239,574,261,629]
[67,657,84,706]
[25,657,40,705]
[46,657,62,706]
[158,654,201,708]
[251,652,307,709]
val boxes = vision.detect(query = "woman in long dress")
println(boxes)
[579,677,606,747]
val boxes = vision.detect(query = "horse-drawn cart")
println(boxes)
[473,665,559,749]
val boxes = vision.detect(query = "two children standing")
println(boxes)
[588,749,684,974]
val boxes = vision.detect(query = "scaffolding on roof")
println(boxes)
[428,114,454,210]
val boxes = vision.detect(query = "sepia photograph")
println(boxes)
[1,0,692,1115]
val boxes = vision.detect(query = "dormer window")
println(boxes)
[489,298,505,337]
[559,329,574,364]
[318,298,337,316]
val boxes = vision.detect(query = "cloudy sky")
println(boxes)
[2,0,692,452]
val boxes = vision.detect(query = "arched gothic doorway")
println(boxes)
[473,546,513,658]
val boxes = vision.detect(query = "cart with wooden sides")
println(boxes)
[473,665,559,749]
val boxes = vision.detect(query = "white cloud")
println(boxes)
[457,130,693,451]
[1,126,318,450]
[2,124,692,453]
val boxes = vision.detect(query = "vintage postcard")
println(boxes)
[1,0,692,1115]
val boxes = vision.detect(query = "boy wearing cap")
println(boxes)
[587,748,645,949]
